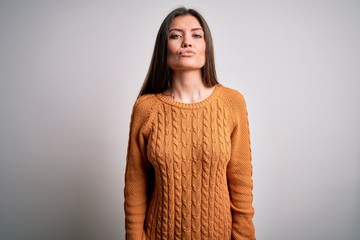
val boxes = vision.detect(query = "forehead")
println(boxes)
[169,15,202,30]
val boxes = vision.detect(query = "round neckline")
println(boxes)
[156,84,222,109]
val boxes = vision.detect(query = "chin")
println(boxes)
[171,67,203,71]
[169,63,205,71]
[168,59,205,70]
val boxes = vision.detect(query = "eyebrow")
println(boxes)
[169,28,204,32]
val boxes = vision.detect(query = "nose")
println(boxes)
[181,35,192,48]
[182,42,192,48]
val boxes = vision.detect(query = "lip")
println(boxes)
[179,50,195,56]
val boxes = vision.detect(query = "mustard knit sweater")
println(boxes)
[124,85,255,240]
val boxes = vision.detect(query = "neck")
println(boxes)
[166,70,214,103]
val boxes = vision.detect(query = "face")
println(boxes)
[167,15,206,71]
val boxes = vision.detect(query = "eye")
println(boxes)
[169,34,182,39]
[193,34,203,39]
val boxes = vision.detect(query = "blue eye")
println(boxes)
[193,34,203,39]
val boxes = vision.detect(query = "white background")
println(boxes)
[0,0,359,239]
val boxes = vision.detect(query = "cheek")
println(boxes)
[200,43,206,60]
[167,43,177,61]
[167,48,175,64]
[167,41,178,55]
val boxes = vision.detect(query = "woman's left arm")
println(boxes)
[227,92,256,240]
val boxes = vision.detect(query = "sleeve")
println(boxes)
[227,92,256,239]
[124,99,152,240]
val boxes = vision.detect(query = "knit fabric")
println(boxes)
[124,85,255,240]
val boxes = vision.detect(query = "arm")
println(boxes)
[124,99,152,240]
[227,93,255,239]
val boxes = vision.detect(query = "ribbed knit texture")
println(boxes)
[124,85,255,240]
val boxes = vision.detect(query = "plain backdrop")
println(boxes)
[0,0,359,239]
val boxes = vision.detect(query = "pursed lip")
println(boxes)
[179,49,195,56]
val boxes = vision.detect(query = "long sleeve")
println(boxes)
[227,92,255,239]
[124,97,153,240]
[124,86,255,239]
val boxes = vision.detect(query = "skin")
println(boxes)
[167,15,206,71]
[166,15,215,103]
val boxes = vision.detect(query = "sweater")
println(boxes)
[124,85,255,240]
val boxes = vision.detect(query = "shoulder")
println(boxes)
[217,85,249,128]
[133,94,159,114]
[130,94,160,128]
[217,85,247,109]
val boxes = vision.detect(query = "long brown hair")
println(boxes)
[138,7,219,97]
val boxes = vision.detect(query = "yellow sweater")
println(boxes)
[124,85,255,240]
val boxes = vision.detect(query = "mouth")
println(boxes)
[179,50,195,56]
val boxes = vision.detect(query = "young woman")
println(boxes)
[124,7,255,240]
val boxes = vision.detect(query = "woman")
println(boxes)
[124,7,255,240]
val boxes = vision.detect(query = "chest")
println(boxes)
[146,104,233,167]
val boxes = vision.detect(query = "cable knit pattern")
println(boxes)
[124,85,255,240]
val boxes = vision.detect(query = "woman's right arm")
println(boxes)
[124,99,152,240]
